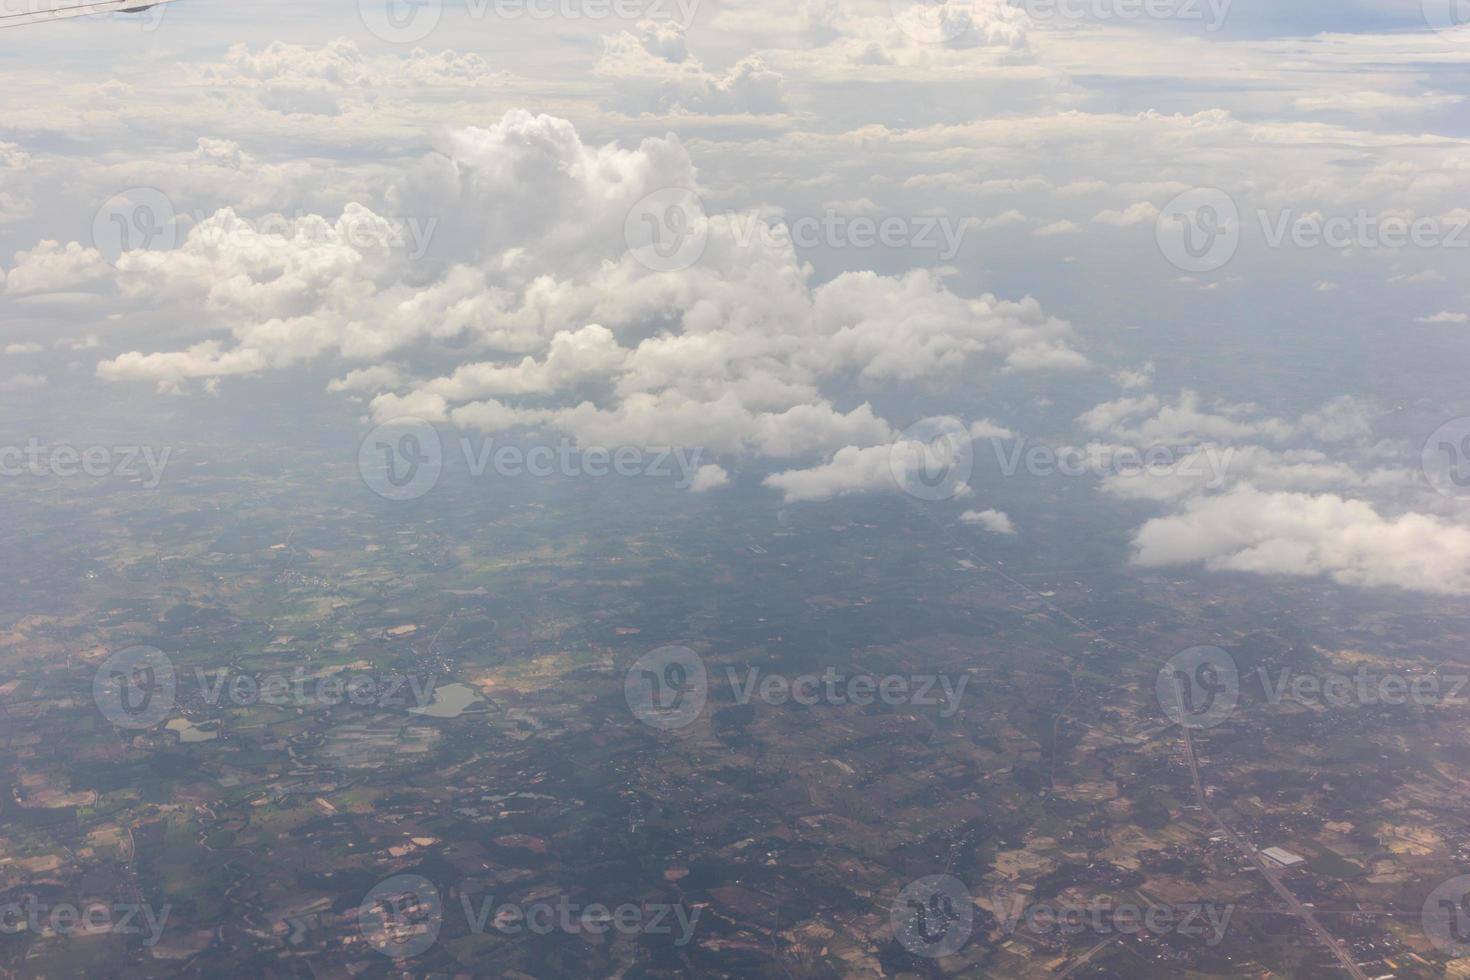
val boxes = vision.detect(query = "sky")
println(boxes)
[2,0,1469,596]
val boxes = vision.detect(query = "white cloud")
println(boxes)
[1091,202,1159,227]
[976,210,1027,230]
[968,418,1014,440]
[3,6,1469,610]
[1131,487,1470,596]
[1076,390,1348,446]
[597,22,787,116]
[1298,396,1373,444]
[960,508,1016,535]
[763,416,997,503]
[1113,362,1154,390]
[1031,219,1079,237]
[763,443,897,503]
[77,110,1087,499]
[688,463,730,492]
[98,342,268,384]
[326,364,406,394]
[5,241,111,295]
[195,39,501,116]
[0,372,47,391]
[1068,387,1465,597]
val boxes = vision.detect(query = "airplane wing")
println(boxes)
[0,0,177,28]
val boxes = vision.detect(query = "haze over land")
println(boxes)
[2,1,1470,976]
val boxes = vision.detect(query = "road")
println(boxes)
[904,497,1369,980]
[1052,936,1118,978]
[1179,722,1369,980]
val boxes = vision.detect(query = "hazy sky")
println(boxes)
[3,0,1469,594]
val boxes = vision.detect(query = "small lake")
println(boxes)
[167,718,219,742]
[408,682,484,719]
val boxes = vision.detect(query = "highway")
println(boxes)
[1179,721,1369,980]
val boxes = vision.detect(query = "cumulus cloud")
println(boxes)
[326,364,406,394]
[758,0,1035,76]
[1092,202,1159,226]
[968,418,1014,440]
[1097,443,1413,504]
[960,508,1016,534]
[976,210,1028,231]
[5,9,1467,606]
[80,110,1085,493]
[420,325,625,401]
[1113,362,1154,390]
[0,372,47,391]
[1031,219,1079,237]
[0,140,34,224]
[1076,390,1333,446]
[1068,388,1462,595]
[763,443,898,503]
[98,342,268,385]
[195,39,501,116]
[764,418,988,503]
[5,241,111,295]
[1131,487,1470,596]
[1298,396,1373,444]
[597,22,787,116]
[688,463,730,492]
